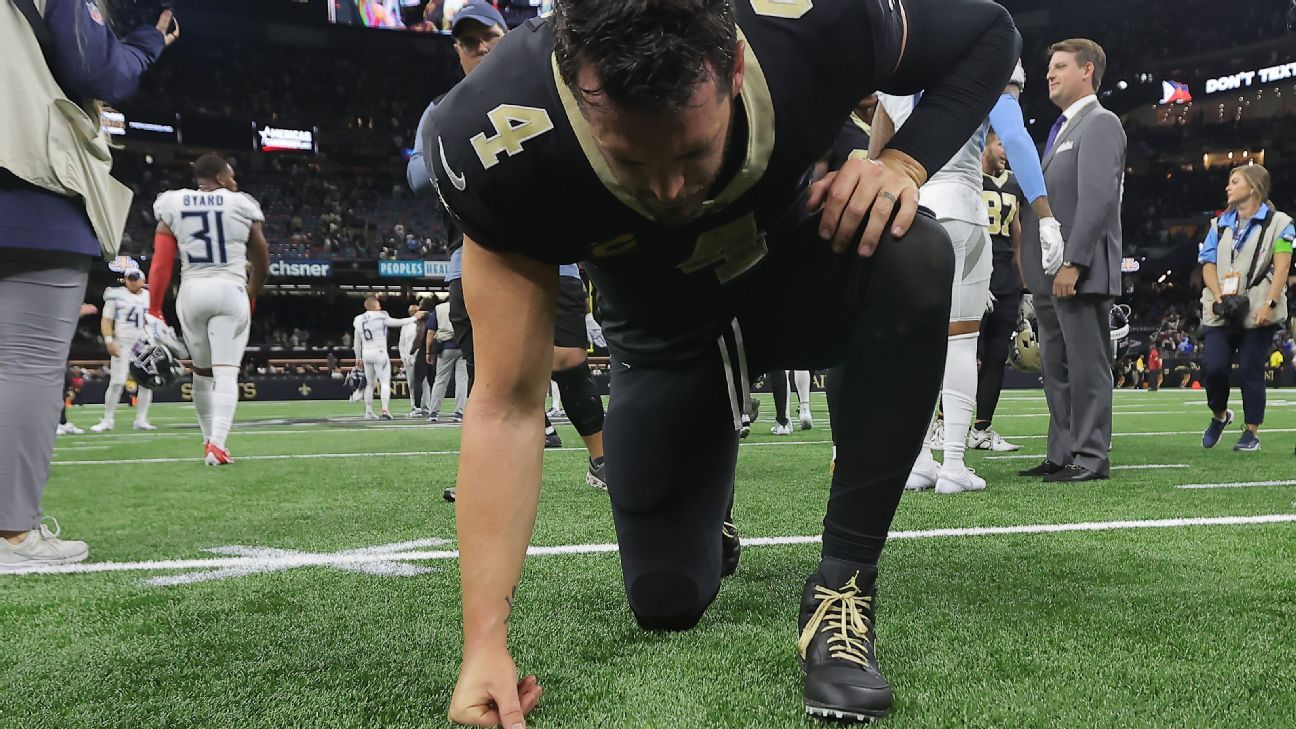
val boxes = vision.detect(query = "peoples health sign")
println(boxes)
[377,260,452,278]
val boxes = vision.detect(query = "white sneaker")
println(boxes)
[363,411,378,421]
[799,403,814,430]
[935,466,987,494]
[0,518,89,571]
[132,421,158,431]
[905,459,941,491]
[967,426,1020,452]
[547,408,566,419]
[923,418,944,451]
[771,421,794,436]
[56,422,84,436]
[89,419,114,433]
[407,409,424,419]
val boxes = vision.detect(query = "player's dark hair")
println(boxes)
[193,153,230,183]
[553,0,738,112]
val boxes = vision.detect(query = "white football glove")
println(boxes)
[985,290,997,315]
[1039,217,1064,276]
[1018,293,1035,325]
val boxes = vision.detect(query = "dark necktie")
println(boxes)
[1043,113,1067,158]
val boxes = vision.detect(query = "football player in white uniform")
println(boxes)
[148,154,270,466]
[875,61,1066,494]
[353,297,425,420]
[398,303,427,416]
[874,93,993,494]
[91,266,156,432]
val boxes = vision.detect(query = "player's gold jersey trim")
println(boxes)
[550,29,775,223]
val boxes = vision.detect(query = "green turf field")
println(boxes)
[3,388,1295,728]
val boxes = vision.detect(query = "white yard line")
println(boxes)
[1177,480,1296,490]
[980,459,1190,469]
[6,513,1293,577]
[1004,428,1296,440]
[51,439,833,466]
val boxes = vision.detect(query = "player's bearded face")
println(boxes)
[582,74,736,228]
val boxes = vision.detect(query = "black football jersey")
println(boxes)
[982,170,1024,296]
[425,2,907,361]
[826,113,872,173]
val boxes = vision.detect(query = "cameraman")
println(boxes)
[1198,165,1294,451]
[1,0,177,568]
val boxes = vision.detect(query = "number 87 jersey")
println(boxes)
[153,188,265,283]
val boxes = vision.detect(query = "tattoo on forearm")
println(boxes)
[504,585,517,626]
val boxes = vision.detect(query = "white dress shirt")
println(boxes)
[1057,93,1098,140]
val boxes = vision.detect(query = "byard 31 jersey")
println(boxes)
[102,287,150,342]
[154,189,264,284]
[425,1,910,362]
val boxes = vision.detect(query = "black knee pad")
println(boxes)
[553,362,604,437]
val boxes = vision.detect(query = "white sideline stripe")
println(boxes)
[979,460,1191,469]
[1177,480,1296,490]
[997,410,1194,418]
[1004,428,1296,440]
[6,514,1294,576]
[51,439,833,466]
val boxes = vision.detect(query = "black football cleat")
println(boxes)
[798,558,892,722]
[442,488,456,503]
[1017,459,1065,477]
[544,431,563,449]
[721,521,741,577]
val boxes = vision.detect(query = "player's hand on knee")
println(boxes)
[449,643,542,727]
[806,155,918,258]
[107,342,121,358]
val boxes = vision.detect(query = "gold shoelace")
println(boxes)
[796,571,874,668]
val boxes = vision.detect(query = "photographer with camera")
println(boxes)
[1,0,177,569]
[1198,165,1294,452]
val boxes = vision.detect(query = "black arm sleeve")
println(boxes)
[880,0,1021,178]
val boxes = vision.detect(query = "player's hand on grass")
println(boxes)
[449,643,542,728]
[806,151,920,257]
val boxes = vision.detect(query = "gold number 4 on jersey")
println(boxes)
[471,104,555,170]
[678,213,768,284]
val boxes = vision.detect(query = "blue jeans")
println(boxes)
[1203,325,1277,426]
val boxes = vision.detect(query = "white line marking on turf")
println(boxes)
[1004,428,1296,440]
[143,538,450,586]
[6,514,1293,578]
[981,460,1192,469]
[1177,480,1296,490]
[51,439,834,466]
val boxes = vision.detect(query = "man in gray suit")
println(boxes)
[1018,38,1125,482]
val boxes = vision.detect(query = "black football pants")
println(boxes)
[975,290,1021,426]
[604,213,953,630]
